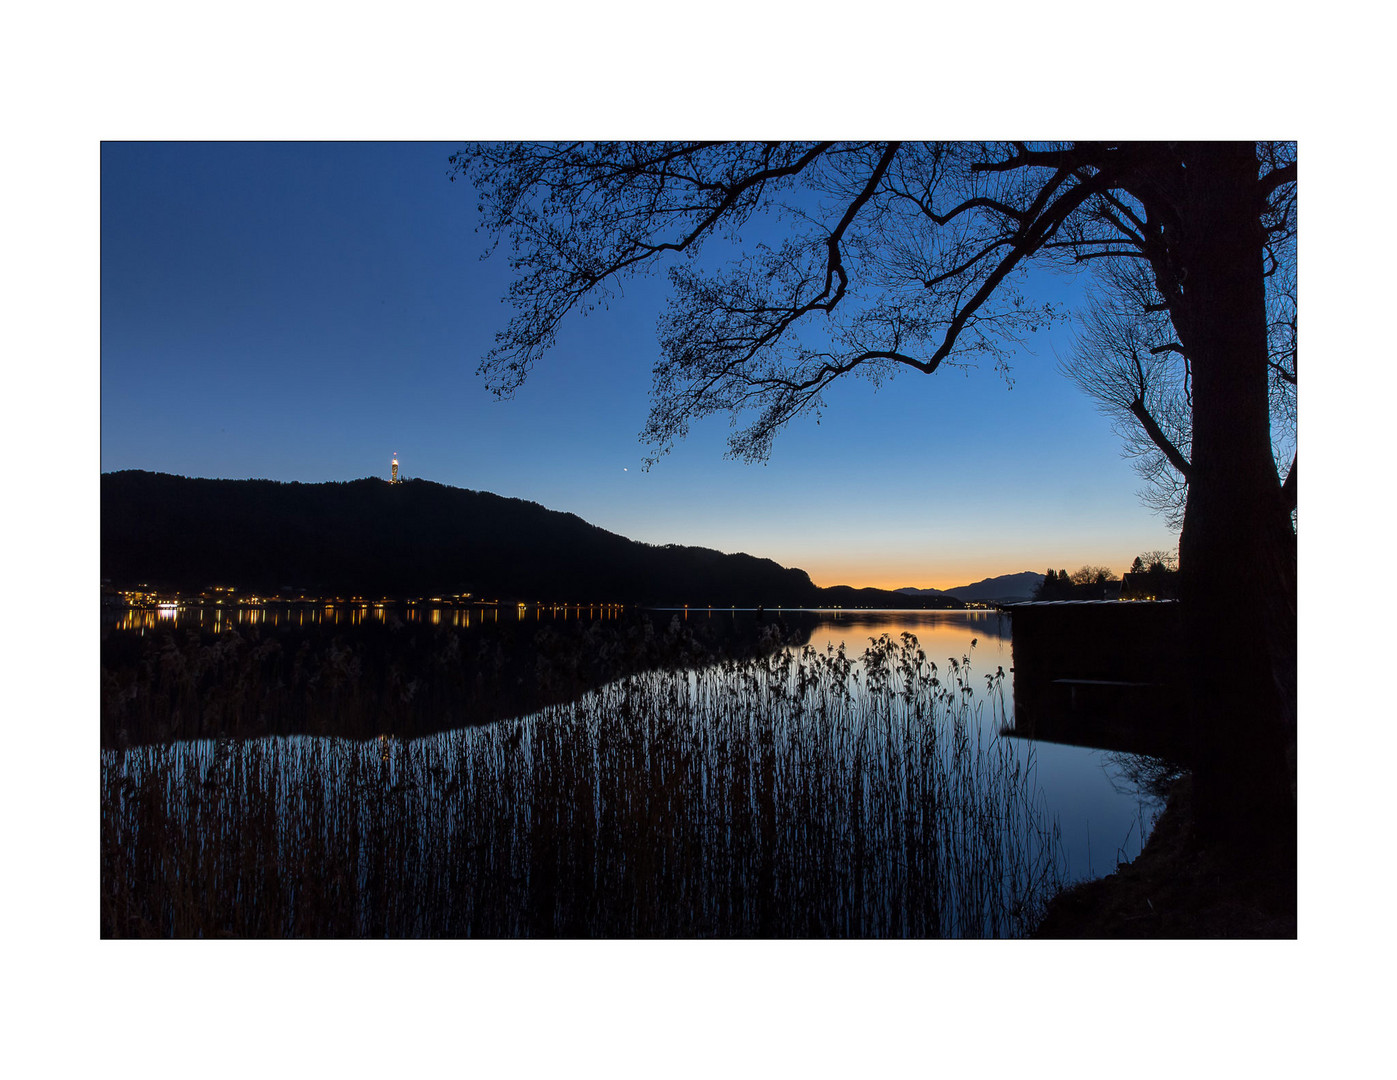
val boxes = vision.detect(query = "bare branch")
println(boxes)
[461,140,1294,516]
[1259,161,1297,202]
[1129,396,1192,479]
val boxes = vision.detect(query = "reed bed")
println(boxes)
[101,630,1063,938]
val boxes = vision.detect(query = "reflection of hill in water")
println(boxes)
[101,610,817,748]
[102,607,1014,749]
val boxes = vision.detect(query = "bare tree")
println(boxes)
[1062,259,1196,528]
[454,141,1297,839]
[1062,212,1295,532]
[1138,549,1179,572]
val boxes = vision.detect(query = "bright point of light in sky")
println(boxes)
[100,141,1179,591]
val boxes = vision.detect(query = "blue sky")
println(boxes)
[101,141,1180,589]
[8,0,1375,1064]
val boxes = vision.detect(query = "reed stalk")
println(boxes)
[101,630,1063,937]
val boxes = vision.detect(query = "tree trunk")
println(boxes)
[1172,143,1297,848]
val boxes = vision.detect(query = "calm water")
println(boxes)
[716,608,1164,880]
[105,603,1167,884]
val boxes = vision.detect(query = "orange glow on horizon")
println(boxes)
[805,564,1030,595]
[813,577,986,594]
[801,554,1133,594]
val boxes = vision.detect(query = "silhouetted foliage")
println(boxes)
[1034,569,1069,601]
[1121,550,1180,600]
[1138,549,1178,573]
[1033,565,1119,600]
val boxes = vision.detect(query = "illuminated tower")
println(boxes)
[391,453,399,484]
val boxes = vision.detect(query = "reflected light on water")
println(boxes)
[109,599,632,634]
[102,603,1164,881]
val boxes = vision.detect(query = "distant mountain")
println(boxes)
[897,571,1045,604]
[101,471,962,610]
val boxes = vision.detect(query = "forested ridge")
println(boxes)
[101,470,957,609]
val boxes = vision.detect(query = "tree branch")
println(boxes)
[600,142,837,277]
[921,169,1110,371]
[1259,161,1297,202]
[1129,395,1192,479]
[815,142,901,310]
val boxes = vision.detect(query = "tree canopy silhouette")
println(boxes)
[453,141,1297,839]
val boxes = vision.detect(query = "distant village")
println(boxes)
[102,583,492,610]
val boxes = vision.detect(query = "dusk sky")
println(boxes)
[7,0,1376,1068]
[101,141,1179,591]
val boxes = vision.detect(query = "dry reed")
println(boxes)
[101,628,1063,937]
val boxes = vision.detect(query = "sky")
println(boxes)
[100,141,1180,590]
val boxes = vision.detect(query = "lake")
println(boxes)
[699,607,1168,882]
[101,604,1174,936]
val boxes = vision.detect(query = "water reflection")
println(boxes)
[799,607,1012,647]
[100,604,1166,883]
[104,646,1062,938]
[106,599,629,635]
[782,609,1166,877]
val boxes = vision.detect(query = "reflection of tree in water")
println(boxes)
[1099,752,1187,862]
[1103,751,1186,804]
[1100,748,1190,810]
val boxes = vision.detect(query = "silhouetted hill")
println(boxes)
[101,471,960,609]
[897,571,1045,604]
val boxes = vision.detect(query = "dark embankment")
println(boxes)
[102,470,959,609]
[1033,776,1297,938]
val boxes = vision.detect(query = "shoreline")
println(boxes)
[1033,775,1297,938]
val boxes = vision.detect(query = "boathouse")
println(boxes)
[1004,600,1187,757]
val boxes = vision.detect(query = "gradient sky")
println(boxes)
[11,3,1370,1059]
[101,141,1180,590]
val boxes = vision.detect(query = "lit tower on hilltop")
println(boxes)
[391,453,400,484]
